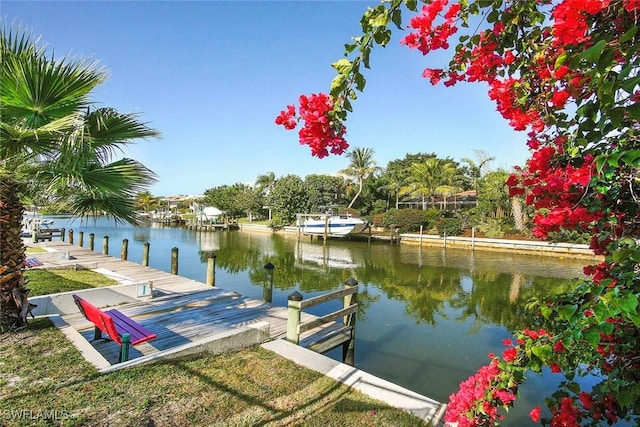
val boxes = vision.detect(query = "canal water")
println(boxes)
[51,216,592,425]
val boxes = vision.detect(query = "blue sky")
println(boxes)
[3,1,530,196]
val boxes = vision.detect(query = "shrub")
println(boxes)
[436,217,463,236]
[371,208,443,233]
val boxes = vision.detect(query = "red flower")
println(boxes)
[551,89,570,108]
[503,347,518,362]
[553,340,566,352]
[530,406,541,422]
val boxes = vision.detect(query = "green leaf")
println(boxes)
[628,103,640,121]
[368,6,390,27]
[557,304,578,321]
[622,74,640,94]
[330,75,346,95]
[555,52,569,69]
[621,150,640,166]
[354,73,366,91]
[531,345,552,362]
[487,9,499,23]
[405,0,417,12]
[581,39,607,64]
[373,29,391,47]
[344,43,358,55]
[391,9,402,30]
[618,294,639,314]
[620,26,638,43]
[583,329,601,346]
[331,58,352,74]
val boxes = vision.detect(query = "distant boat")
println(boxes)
[21,213,54,237]
[298,213,367,238]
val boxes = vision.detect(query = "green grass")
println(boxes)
[1,268,431,426]
[24,269,118,296]
[26,247,48,253]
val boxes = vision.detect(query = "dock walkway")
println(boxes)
[25,240,445,424]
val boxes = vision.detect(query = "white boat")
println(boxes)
[21,212,54,237]
[298,213,367,238]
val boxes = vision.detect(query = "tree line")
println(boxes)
[134,148,550,240]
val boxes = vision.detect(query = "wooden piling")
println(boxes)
[121,238,129,260]
[88,233,95,251]
[206,254,216,286]
[78,231,84,247]
[286,291,304,344]
[263,262,274,302]
[171,247,179,275]
[68,229,74,245]
[103,235,109,255]
[342,277,358,366]
[142,242,150,267]
[60,228,65,242]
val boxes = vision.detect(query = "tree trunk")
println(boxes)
[512,196,527,232]
[0,176,31,332]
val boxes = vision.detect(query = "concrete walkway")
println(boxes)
[26,240,446,425]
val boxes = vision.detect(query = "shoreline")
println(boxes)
[238,222,601,261]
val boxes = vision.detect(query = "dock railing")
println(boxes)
[286,277,358,364]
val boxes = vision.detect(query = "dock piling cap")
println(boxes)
[288,290,303,301]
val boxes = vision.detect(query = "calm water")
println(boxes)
[51,216,591,425]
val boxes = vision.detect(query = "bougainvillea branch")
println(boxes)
[277,1,640,424]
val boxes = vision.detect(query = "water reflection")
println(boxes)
[52,217,590,426]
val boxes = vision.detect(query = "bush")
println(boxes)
[546,229,591,244]
[436,217,463,236]
[370,208,443,233]
[477,218,506,238]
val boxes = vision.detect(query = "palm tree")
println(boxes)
[255,172,277,220]
[462,149,495,204]
[0,27,159,332]
[338,147,380,209]
[399,158,459,209]
[135,191,160,213]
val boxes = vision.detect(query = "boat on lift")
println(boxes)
[297,210,367,238]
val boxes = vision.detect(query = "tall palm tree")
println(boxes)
[462,149,495,204]
[0,27,160,332]
[255,172,277,220]
[399,158,459,209]
[338,147,380,209]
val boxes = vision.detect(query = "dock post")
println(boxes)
[263,262,274,302]
[60,228,65,242]
[102,236,109,255]
[121,238,129,260]
[78,231,84,247]
[88,233,95,251]
[471,227,475,251]
[419,225,423,247]
[343,277,358,366]
[206,253,217,286]
[323,215,329,241]
[286,291,304,344]
[68,229,74,245]
[171,247,179,275]
[142,242,150,266]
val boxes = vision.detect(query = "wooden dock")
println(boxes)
[28,241,347,369]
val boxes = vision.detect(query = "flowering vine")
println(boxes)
[277,0,640,424]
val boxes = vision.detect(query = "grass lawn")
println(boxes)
[1,267,431,426]
[24,269,118,296]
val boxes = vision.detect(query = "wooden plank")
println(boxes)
[107,309,156,344]
[298,305,357,334]
[306,328,352,354]
[299,287,358,310]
